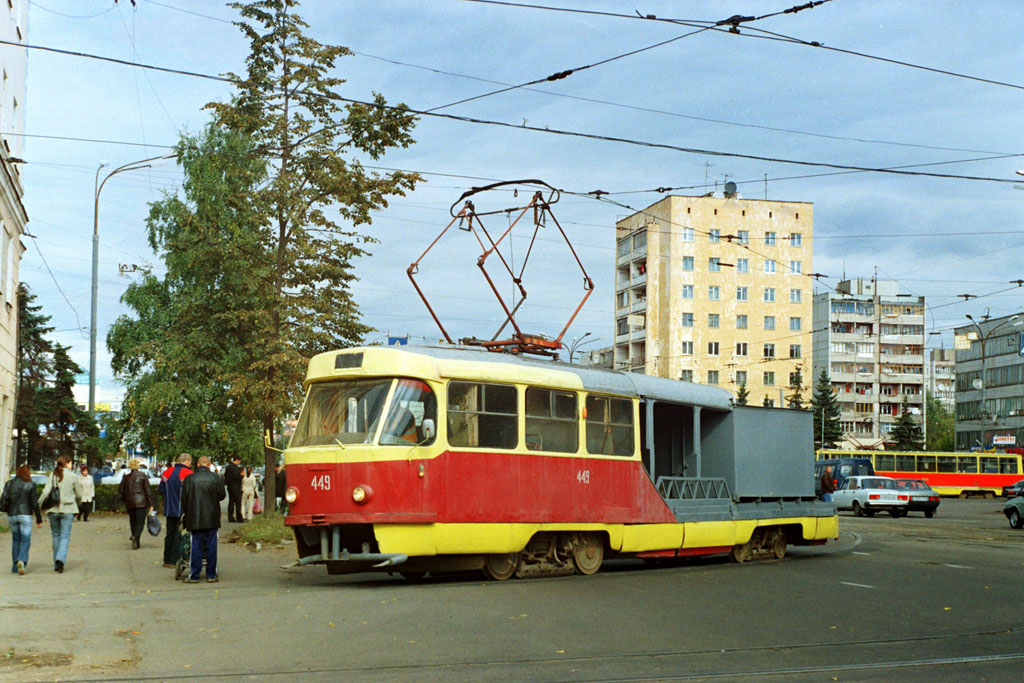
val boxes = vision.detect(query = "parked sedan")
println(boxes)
[1004,496,1024,529]
[892,478,941,518]
[1002,480,1024,498]
[832,475,909,518]
[100,466,161,486]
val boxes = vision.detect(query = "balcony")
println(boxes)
[631,272,647,287]
[630,298,647,314]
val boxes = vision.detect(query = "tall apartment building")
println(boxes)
[811,279,926,448]
[0,0,28,478]
[926,348,955,414]
[614,193,814,406]
[954,312,1024,451]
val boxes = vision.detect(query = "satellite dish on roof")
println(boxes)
[724,181,737,197]
[972,379,983,390]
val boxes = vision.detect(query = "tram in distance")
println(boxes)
[818,450,1023,497]
[282,345,838,579]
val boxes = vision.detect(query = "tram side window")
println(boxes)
[447,382,517,449]
[937,456,957,473]
[875,454,894,471]
[379,379,438,446]
[585,395,634,457]
[894,455,915,472]
[917,456,936,472]
[958,456,978,473]
[981,457,998,474]
[525,388,578,452]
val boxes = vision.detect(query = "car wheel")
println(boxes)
[924,510,935,519]
[853,501,863,517]
[1010,508,1024,529]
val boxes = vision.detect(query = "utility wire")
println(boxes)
[2,38,1018,185]
[28,238,88,339]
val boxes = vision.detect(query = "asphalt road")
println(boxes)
[2,498,1022,682]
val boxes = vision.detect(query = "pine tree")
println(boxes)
[810,367,843,449]
[925,391,954,451]
[763,395,773,407]
[890,398,925,451]
[16,284,55,470]
[787,366,804,409]
[41,345,98,461]
[736,382,749,405]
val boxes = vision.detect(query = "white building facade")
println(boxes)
[0,0,29,478]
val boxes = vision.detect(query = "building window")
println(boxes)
[764,371,775,386]
[682,226,694,242]
[763,287,776,302]
[617,318,629,335]
[736,342,748,356]
[764,259,776,274]
[736,370,748,384]
[737,230,749,245]
[681,341,693,355]
[737,258,749,273]
[682,256,694,271]
[790,344,802,359]
[737,286,748,301]
[707,370,719,384]
[682,284,693,299]
[764,343,775,358]
[764,316,776,331]
[708,342,720,356]
[709,229,720,243]
[790,317,802,331]
[709,257,721,272]
[790,232,802,246]
[681,370,693,382]
[765,231,777,246]
[790,288,802,303]
[789,372,801,387]
[682,313,694,327]
[708,286,720,301]
[737,314,748,329]
[790,260,802,274]
[708,313,720,328]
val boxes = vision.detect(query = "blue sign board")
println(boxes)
[1019,331,1024,357]
[388,336,408,346]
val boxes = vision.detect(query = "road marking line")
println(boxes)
[945,563,972,569]
[852,551,871,556]
[840,581,875,589]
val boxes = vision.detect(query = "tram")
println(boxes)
[283,345,837,579]
[818,450,1023,497]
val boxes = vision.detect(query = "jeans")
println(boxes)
[164,516,181,564]
[190,528,219,580]
[9,515,33,571]
[48,513,74,566]
[822,492,834,503]
[128,508,148,543]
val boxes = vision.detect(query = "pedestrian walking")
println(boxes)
[181,455,226,583]
[39,455,84,573]
[241,467,258,520]
[76,464,95,521]
[159,453,193,567]
[223,456,243,523]
[1,464,44,574]
[119,459,154,549]
[275,462,287,513]
[820,465,836,503]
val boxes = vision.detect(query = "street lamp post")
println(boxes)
[964,313,1022,434]
[90,155,174,416]
[568,332,597,364]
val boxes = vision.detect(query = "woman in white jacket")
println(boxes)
[76,464,96,521]
[39,455,84,573]
[241,468,258,520]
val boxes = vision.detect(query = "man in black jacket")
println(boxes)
[181,456,226,583]
[223,455,243,523]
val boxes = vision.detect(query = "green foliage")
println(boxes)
[762,394,772,407]
[811,367,843,448]
[890,398,925,451]
[787,366,805,409]
[736,382,749,406]
[925,391,954,452]
[236,512,289,544]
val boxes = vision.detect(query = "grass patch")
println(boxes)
[0,523,8,534]
[236,513,289,544]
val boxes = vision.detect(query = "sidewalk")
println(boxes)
[0,512,297,680]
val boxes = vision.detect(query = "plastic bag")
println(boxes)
[147,510,162,536]
[252,496,263,515]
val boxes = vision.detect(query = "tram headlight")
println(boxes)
[352,485,373,504]
[284,486,299,504]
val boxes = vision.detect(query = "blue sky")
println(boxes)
[14,0,1024,408]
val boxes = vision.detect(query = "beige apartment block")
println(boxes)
[614,193,814,407]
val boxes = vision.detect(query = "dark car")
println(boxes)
[892,478,941,518]
[1004,496,1024,529]
[1002,480,1024,498]
[93,466,114,485]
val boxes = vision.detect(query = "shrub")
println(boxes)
[237,513,289,545]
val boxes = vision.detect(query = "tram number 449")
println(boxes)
[576,469,591,485]
[310,474,331,491]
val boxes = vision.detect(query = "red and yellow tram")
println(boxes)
[818,450,1023,497]
[284,345,837,579]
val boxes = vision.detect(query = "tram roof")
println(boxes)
[315,345,734,412]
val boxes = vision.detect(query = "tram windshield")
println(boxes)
[291,378,436,448]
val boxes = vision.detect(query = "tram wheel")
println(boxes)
[572,533,604,575]
[728,541,752,564]
[769,529,787,560]
[482,553,519,581]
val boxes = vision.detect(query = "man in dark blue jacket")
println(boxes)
[181,455,226,583]
[159,453,192,567]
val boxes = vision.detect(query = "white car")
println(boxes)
[100,466,161,486]
[832,475,909,518]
